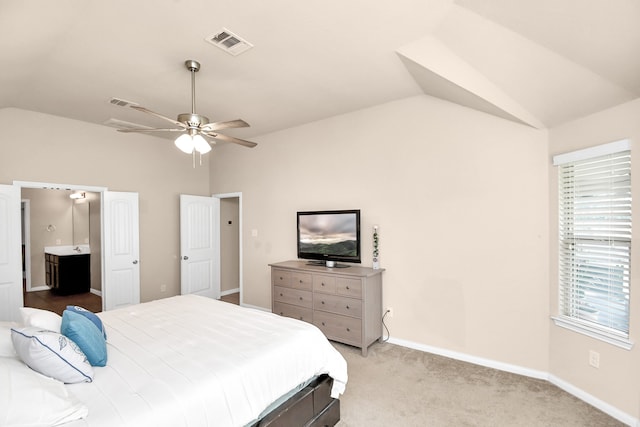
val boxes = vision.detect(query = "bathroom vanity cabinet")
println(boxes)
[45,252,91,295]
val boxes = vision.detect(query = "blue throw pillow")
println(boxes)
[66,305,106,339]
[61,310,107,367]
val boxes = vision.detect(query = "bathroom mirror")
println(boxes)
[72,202,90,245]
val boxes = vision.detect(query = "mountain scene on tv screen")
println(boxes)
[300,240,357,256]
[299,214,357,257]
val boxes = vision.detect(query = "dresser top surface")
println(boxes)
[269,260,384,278]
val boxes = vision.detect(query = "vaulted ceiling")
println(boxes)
[1,0,639,141]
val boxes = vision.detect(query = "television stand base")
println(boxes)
[306,261,351,268]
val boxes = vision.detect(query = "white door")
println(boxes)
[0,185,23,321]
[180,195,219,298]
[103,191,140,310]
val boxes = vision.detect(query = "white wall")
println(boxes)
[548,98,640,420]
[211,95,550,371]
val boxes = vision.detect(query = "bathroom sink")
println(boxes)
[44,245,90,256]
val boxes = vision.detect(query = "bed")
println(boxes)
[1,294,348,427]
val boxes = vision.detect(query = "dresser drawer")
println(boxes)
[313,311,362,346]
[314,294,362,318]
[272,269,291,287]
[336,278,362,298]
[313,274,336,294]
[274,286,312,308]
[291,272,313,291]
[273,302,313,323]
[273,269,312,291]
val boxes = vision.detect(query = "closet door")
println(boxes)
[103,191,140,310]
[0,185,22,321]
[180,195,219,299]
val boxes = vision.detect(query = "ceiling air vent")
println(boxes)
[205,28,253,56]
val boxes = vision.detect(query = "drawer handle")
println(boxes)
[346,328,350,332]
[346,305,350,309]
[280,277,283,280]
[280,312,284,315]
[299,279,303,283]
[321,282,325,286]
[346,286,350,290]
[322,322,325,326]
[280,293,283,297]
[321,301,325,304]
[299,297,303,300]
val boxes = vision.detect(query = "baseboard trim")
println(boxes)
[221,288,239,297]
[548,374,638,427]
[90,288,102,297]
[387,337,547,379]
[27,285,49,292]
[387,337,637,426]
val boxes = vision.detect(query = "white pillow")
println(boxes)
[20,307,62,332]
[0,321,17,357]
[0,356,88,426]
[11,326,94,384]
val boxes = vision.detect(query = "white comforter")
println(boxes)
[65,295,347,427]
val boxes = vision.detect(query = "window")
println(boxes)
[553,140,632,349]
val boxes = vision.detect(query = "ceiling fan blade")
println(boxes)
[202,132,257,148]
[201,119,250,132]
[117,128,185,133]
[130,105,186,128]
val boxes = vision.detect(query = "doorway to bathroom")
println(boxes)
[21,186,103,314]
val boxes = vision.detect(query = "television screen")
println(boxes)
[297,210,361,265]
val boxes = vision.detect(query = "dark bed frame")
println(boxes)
[251,374,340,427]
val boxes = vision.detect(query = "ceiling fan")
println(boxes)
[116,59,257,157]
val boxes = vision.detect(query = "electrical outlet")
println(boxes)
[589,350,600,368]
[385,307,393,318]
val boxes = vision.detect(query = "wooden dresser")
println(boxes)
[270,260,384,356]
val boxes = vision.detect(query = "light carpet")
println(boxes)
[334,342,624,426]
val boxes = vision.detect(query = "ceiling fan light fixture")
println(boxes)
[116,58,256,164]
[193,134,211,154]
[175,133,195,154]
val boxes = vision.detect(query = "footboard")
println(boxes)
[253,375,340,427]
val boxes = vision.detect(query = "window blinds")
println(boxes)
[557,147,631,336]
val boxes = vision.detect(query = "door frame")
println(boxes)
[21,199,36,292]
[213,192,243,306]
[14,181,108,310]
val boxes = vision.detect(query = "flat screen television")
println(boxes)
[297,209,361,267]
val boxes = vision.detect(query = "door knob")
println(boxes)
[132,260,138,264]
[183,256,189,260]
